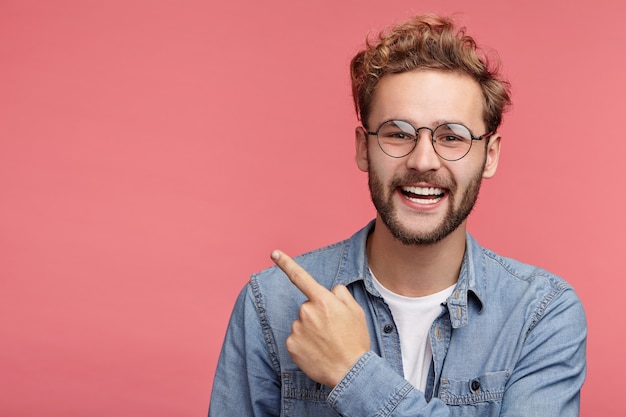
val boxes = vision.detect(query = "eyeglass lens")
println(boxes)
[376,120,474,160]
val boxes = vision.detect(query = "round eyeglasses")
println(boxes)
[366,120,493,161]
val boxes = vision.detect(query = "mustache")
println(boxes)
[389,172,455,191]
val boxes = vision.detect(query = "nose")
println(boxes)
[405,128,442,172]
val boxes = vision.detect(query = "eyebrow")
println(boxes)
[388,118,468,128]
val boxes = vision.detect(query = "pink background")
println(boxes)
[1,0,623,415]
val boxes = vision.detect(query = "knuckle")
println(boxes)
[291,269,305,282]
[285,335,296,353]
[299,302,314,320]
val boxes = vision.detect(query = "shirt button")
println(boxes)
[383,324,394,334]
[471,380,481,391]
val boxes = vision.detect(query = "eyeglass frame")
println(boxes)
[365,119,494,161]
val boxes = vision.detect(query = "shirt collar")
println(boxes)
[447,233,486,327]
[333,220,487,328]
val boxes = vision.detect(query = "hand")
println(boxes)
[271,250,371,388]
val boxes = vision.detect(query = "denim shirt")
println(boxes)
[209,222,586,416]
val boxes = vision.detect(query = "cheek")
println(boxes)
[368,156,399,182]
[451,163,484,192]
[457,152,487,178]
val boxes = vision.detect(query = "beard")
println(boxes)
[368,162,485,246]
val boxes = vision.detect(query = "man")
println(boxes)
[209,14,586,416]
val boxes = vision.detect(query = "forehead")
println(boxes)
[368,69,485,130]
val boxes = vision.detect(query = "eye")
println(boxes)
[434,123,472,145]
[440,134,463,142]
[378,121,416,141]
[388,131,411,139]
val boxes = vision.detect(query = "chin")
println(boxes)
[383,217,457,246]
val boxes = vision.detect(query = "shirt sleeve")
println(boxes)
[327,351,450,416]
[208,284,282,417]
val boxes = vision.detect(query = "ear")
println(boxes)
[482,133,501,179]
[355,126,369,172]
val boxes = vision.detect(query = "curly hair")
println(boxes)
[350,15,511,133]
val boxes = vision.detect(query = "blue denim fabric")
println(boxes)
[209,221,586,416]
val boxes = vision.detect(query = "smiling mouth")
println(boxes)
[400,186,445,205]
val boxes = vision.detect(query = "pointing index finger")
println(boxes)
[271,250,327,300]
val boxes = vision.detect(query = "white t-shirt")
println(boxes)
[371,271,455,391]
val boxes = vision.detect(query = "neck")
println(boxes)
[366,216,467,297]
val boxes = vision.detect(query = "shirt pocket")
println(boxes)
[438,370,510,406]
[281,371,339,416]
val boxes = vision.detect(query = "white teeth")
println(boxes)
[405,195,442,204]
[402,186,444,196]
[401,186,444,205]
